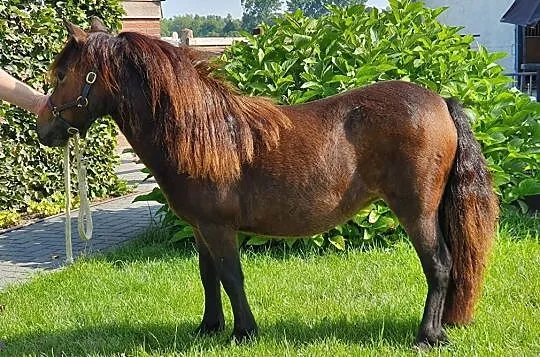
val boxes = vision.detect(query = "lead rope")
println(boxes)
[64,131,93,264]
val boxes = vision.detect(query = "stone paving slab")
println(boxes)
[0,151,160,290]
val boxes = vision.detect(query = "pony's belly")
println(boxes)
[240,189,373,237]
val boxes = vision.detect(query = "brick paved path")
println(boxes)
[0,151,159,290]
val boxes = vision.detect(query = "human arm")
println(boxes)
[0,68,49,116]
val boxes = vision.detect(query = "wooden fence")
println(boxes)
[161,29,245,55]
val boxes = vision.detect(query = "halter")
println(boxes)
[47,70,98,135]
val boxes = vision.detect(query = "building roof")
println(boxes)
[501,0,540,27]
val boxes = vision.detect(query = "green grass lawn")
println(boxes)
[0,213,538,356]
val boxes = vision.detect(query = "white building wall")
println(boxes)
[423,0,517,72]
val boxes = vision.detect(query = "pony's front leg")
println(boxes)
[194,229,225,335]
[198,224,258,341]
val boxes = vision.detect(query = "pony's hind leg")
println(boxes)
[197,224,258,341]
[386,191,452,348]
[194,229,225,335]
[401,212,452,348]
[413,214,452,348]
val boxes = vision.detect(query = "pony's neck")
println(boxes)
[113,118,168,182]
[106,39,290,184]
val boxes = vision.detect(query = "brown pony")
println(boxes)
[37,18,499,348]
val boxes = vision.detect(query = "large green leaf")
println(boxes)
[329,235,346,250]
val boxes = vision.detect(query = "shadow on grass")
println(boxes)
[2,315,419,355]
[98,226,409,269]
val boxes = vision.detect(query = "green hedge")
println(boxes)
[143,0,540,249]
[0,0,128,226]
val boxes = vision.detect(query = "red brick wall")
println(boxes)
[122,19,161,37]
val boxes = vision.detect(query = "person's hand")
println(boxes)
[32,93,50,117]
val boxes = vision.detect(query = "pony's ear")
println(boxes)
[90,16,109,33]
[63,19,88,45]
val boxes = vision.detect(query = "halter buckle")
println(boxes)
[86,71,97,84]
[76,96,89,108]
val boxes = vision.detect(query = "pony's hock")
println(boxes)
[36,17,499,348]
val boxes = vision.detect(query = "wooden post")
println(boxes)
[180,28,194,45]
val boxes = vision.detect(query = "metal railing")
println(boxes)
[505,71,536,96]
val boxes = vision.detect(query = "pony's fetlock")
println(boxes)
[414,328,449,350]
[195,319,225,336]
[231,326,258,343]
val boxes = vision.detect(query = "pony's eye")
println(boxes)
[57,70,66,83]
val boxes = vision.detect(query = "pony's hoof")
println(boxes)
[194,320,225,336]
[414,329,449,350]
[230,327,258,343]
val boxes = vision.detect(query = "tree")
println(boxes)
[161,14,243,37]
[287,0,366,17]
[223,14,242,34]
[241,0,283,30]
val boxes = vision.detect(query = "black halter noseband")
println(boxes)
[47,70,98,135]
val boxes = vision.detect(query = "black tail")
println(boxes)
[440,98,499,324]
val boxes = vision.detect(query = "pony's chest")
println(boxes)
[159,177,241,226]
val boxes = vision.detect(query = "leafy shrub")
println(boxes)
[138,0,540,249]
[0,0,129,219]
[27,192,73,218]
[0,210,21,230]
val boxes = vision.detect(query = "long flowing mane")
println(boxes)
[52,31,291,183]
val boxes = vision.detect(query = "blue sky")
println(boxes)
[162,0,389,18]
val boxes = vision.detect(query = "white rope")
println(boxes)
[64,143,73,264]
[73,133,93,241]
[64,132,93,264]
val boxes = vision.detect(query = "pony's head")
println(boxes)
[37,18,113,147]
